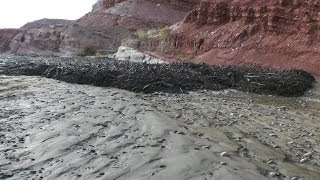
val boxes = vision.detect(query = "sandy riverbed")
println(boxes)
[0,75,319,180]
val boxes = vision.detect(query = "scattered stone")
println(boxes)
[303,152,312,157]
[0,170,14,178]
[268,171,280,177]
[202,145,210,149]
[220,162,227,165]
[300,157,309,163]
[267,160,275,164]
[290,176,301,180]
[287,141,295,145]
[269,133,277,137]
[277,106,287,111]
[220,152,229,157]
[174,114,181,118]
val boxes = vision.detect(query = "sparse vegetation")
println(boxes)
[159,26,172,37]
[95,51,102,57]
[135,30,148,40]
[243,62,258,69]
[83,47,96,56]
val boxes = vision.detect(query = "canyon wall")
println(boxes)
[0,29,21,52]
[141,0,320,78]
[79,0,199,30]
[0,0,198,55]
[1,0,319,79]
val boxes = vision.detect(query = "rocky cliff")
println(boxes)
[1,0,320,79]
[0,0,198,55]
[0,29,21,52]
[141,0,320,78]
[78,0,199,30]
[7,25,131,56]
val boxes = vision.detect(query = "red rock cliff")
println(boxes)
[141,0,320,78]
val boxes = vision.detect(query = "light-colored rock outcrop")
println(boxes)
[114,46,166,63]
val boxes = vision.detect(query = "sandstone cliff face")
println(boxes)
[59,25,131,55]
[141,0,320,78]
[7,26,131,56]
[10,28,64,54]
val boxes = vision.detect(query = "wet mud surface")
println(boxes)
[0,74,319,180]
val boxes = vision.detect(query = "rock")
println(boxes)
[300,157,309,163]
[303,152,312,157]
[0,170,14,178]
[288,141,295,145]
[114,46,165,64]
[268,171,280,177]
[290,177,301,180]
[267,160,275,164]
[220,162,227,165]
[269,133,277,137]
[220,152,229,157]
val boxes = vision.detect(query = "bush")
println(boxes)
[83,47,96,56]
[159,26,172,37]
[135,30,148,40]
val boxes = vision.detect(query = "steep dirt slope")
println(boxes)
[142,0,320,79]
[21,18,74,29]
[78,0,200,30]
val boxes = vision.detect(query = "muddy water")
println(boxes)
[0,76,319,180]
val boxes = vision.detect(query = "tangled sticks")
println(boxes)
[0,56,315,96]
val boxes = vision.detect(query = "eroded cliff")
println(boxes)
[78,0,199,30]
[141,0,320,78]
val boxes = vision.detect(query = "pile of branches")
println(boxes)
[0,56,315,96]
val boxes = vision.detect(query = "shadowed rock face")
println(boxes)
[7,26,131,56]
[141,0,320,79]
[0,29,21,52]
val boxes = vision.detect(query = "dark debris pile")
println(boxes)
[0,56,315,96]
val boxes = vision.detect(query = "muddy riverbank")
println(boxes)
[0,74,319,179]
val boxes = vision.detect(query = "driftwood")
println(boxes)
[0,56,315,97]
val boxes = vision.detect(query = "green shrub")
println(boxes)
[84,47,96,56]
[243,62,258,69]
[135,30,148,40]
[159,26,172,37]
